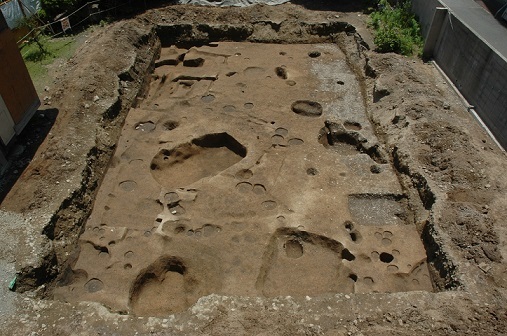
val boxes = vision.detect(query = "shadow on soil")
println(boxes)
[290,0,370,12]
[0,108,59,204]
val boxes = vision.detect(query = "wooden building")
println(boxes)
[0,10,40,166]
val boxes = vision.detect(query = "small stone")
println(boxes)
[93,95,100,102]
[443,103,450,110]
[392,115,406,124]
[84,103,90,109]
[373,77,390,101]
[478,262,491,273]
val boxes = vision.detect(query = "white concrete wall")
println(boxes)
[413,0,507,148]
[412,0,442,38]
[433,15,507,146]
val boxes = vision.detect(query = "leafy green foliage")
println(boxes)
[369,0,423,56]
[40,0,77,19]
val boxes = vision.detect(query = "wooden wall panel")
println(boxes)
[0,28,39,125]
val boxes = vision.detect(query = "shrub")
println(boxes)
[369,0,423,56]
[40,0,77,19]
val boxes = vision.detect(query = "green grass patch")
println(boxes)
[21,35,78,91]
[369,0,423,56]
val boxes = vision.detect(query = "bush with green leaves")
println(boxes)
[40,0,77,19]
[369,0,423,56]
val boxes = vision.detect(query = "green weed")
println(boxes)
[369,0,423,56]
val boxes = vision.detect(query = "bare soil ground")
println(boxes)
[1,2,507,335]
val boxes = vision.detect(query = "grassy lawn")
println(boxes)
[20,34,79,92]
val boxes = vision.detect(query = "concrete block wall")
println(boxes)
[413,0,507,148]
[433,15,507,144]
[412,0,441,37]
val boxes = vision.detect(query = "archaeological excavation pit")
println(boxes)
[52,40,437,317]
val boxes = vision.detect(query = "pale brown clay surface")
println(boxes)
[54,43,431,315]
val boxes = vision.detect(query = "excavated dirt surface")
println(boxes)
[1,2,507,335]
[53,42,432,315]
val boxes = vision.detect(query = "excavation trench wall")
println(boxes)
[7,16,458,300]
[155,21,356,46]
[4,22,162,292]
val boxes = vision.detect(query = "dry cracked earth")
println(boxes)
[1,2,507,335]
